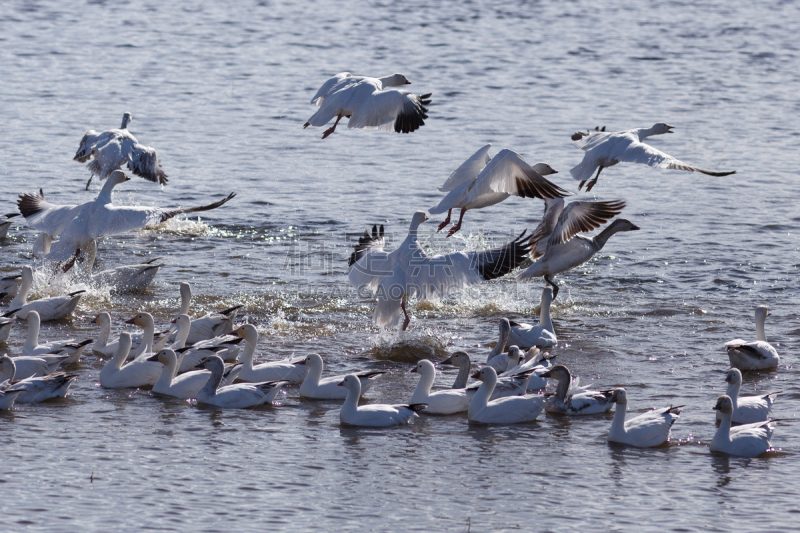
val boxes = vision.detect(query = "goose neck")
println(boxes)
[610,405,627,433]
[452,363,470,389]
[23,316,41,352]
[755,316,767,342]
[592,223,622,251]
[411,369,435,403]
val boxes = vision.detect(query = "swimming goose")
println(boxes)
[516,217,639,299]
[0,311,17,343]
[486,344,522,374]
[717,368,777,424]
[63,240,163,293]
[570,123,736,191]
[99,332,163,389]
[710,395,775,458]
[0,356,77,403]
[305,73,431,138]
[74,112,167,189]
[91,312,169,358]
[9,354,68,380]
[18,171,236,262]
[7,266,84,321]
[507,288,558,349]
[0,212,18,239]
[196,355,287,409]
[348,212,532,330]
[0,274,22,298]
[298,352,384,400]
[467,366,546,424]
[169,315,242,371]
[173,282,242,345]
[21,311,84,355]
[409,359,469,415]
[232,324,308,383]
[500,347,555,391]
[338,373,425,427]
[440,351,530,399]
[430,145,567,237]
[607,389,682,447]
[540,365,615,415]
[125,312,160,360]
[725,306,780,370]
[150,349,240,399]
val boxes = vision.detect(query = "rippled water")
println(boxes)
[1,0,799,530]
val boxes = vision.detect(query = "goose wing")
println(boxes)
[616,141,736,176]
[347,89,431,133]
[546,200,627,247]
[437,144,493,192]
[128,144,167,185]
[310,72,354,105]
[463,149,569,203]
[527,198,565,259]
[17,190,83,237]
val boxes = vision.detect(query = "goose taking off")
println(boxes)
[304,73,431,138]
[517,207,638,299]
[570,123,736,192]
[74,112,167,189]
[348,212,532,330]
[429,145,568,237]
[725,305,780,370]
[18,171,235,262]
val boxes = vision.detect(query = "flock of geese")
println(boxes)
[0,72,785,458]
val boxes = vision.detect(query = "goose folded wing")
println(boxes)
[347,89,431,133]
[310,72,353,105]
[437,144,493,192]
[546,200,627,247]
[465,149,569,201]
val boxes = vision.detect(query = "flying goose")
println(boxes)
[429,144,567,237]
[570,123,735,191]
[305,73,431,138]
[74,112,167,189]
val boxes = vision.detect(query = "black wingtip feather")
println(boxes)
[348,224,385,267]
[17,191,46,219]
[477,230,532,281]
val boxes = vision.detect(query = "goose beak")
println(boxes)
[766,310,771,317]
[337,380,345,387]
[146,353,160,362]
[404,80,412,84]
[539,370,552,378]
[194,360,208,369]
[125,316,137,324]
[170,318,177,324]
[471,370,481,379]
[410,367,417,373]
[226,330,238,336]
[666,125,674,133]
[440,356,453,365]
[297,358,307,366]
[630,223,641,231]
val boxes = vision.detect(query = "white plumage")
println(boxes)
[348,212,532,330]
[440,351,531,400]
[20,311,75,355]
[540,365,615,415]
[91,312,169,358]
[717,368,777,424]
[0,356,77,404]
[298,353,383,400]
[74,112,167,189]
[725,306,780,370]
[10,354,68,380]
[338,374,424,427]
[172,282,242,345]
[196,355,287,409]
[305,73,431,138]
[507,287,558,349]
[409,359,469,415]
[151,349,240,400]
[710,395,775,458]
[569,123,735,192]
[467,366,546,424]
[429,145,567,237]
[7,266,84,321]
[233,324,308,383]
[607,389,682,447]
[99,332,163,389]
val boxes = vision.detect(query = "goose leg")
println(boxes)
[322,115,342,139]
[401,300,410,331]
[544,275,559,300]
[436,209,452,232]
[446,208,467,238]
[85,174,93,190]
[585,166,603,192]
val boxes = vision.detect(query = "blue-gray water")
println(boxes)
[1,0,799,531]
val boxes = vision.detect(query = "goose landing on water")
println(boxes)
[305,73,431,138]
[74,112,167,189]
[570,123,736,192]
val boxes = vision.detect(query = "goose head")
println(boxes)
[125,312,154,329]
[108,170,131,187]
[93,312,111,327]
[610,388,628,405]
[232,323,258,344]
[381,73,411,86]
[507,346,521,367]
[411,358,436,377]
[155,349,178,366]
[298,353,323,370]
[337,374,361,393]
[607,218,640,233]
[0,354,15,381]
[200,354,225,374]
[539,364,571,382]
[724,368,742,386]
[498,317,511,346]
[172,314,191,330]
[755,305,770,323]
[712,395,734,414]
[470,366,498,384]
[121,112,132,129]
[21,265,33,287]
[650,122,674,135]
[409,211,428,231]
[26,310,41,330]
[532,162,558,176]
[440,351,470,368]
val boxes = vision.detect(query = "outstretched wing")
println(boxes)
[546,200,627,247]
[128,144,168,185]
[618,141,736,176]
[437,144,493,192]
[17,190,82,237]
[347,89,431,133]
[310,72,354,105]
[464,149,569,203]
[527,198,565,259]
[74,130,108,162]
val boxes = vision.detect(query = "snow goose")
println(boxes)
[570,123,736,192]
[710,395,775,458]
[150,349,239,400]
[18,171,236,262]
[507,289,557,349]
[298,352,384,400]
[195,355,287,409]
[21,311,85,355]
[441,351,531,400]
[64,240,163,293]
[8,354,67,380]
[0,311,16,343]
[7,266,84,321]
[409,359,469,415]
[486,344,522,374]
[232,324,308,383]
[173,282,242,345]
[74,112,167,189]
[467,366,546,424]
[169,315,242,372]
[91,312,168,358]
[0,356,77,403]
[484,318,511,371]
[305,73,431,138]
[0,212,19,239]
[517,216,639,299]
[99,332,163,389]
[717,368,778,424]
[430,145,567,237]
[348,212,532,330]
[725,306,780,370]
[540,365,615,415]
[15,188,81,257]
[501,348,555,391]
[0,386,22,410]
[1,274,22,298]
[607,389,682,447]
[338,374,425,427]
